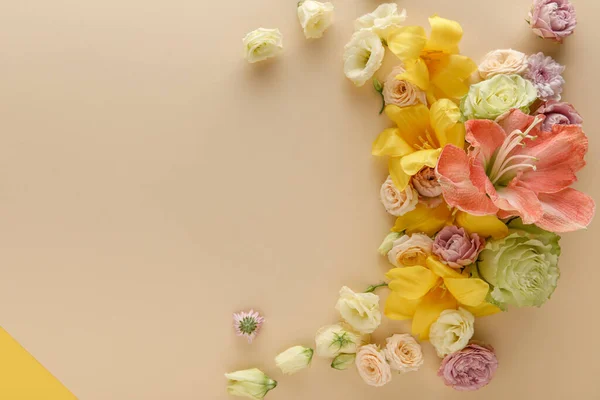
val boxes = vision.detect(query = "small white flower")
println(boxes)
[384,334,424,373]
[430,308,475,358]
[478,49,529,80]
[380,176,419,217]
[388,233,434,267]
[242,28,283,64]
[275,345,314,375]
[354,3,407,40]
[315,323,366,358]
[297,1,334,39]
[343,30,385,86]
[225,368,277,399]
[331,353,356,370]
[335,286,382,334]
[233,310,265,343]
[355,344,392,387]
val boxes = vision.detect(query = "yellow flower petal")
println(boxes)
[392,202,452,236]
[384,104,431,148]
[387,26,427,62]
[463,302,502,317]
[444,277,490,307]
[388,266,439,300]
[429,54,477,99]
[372,128,415,157]
[384,291,419,320]
[455,211,509,239]
[424,15,463,54]
[397,58,430,91]
[400,148,442,176]
[429,99,465,148]
[411,285,457,340]
[389,157,411,191]
[426,256,464,279]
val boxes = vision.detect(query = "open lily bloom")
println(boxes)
[437,109,595,232]
[385,256,500,340]
[386,16,477,102]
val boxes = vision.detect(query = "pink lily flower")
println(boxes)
[436,109,595,232]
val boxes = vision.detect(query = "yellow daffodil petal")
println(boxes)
[444,277,490,307]
[387,26,427,62]
[372,128,415,157]
[392,202,452,236]
[384,291,419,320]
[463,302,503,317]
[425,15,463,54]
[426,256,464,279]
[455,211,509,239]
[429,54,477,99]
[430,99,465,148]
[411,286,457,340]
[397,58,430,91]
[388,266,439,300]
[400,148,442,176]
[384,104,431,148]
[389,157,411,191]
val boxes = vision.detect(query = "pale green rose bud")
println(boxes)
[378,232,402,256]
[331,353,356,370]
[275,346,314,375]
[315,323,367,358]
[225,368,277,399]
[460,74,537,120]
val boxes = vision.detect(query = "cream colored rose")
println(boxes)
[335,286,382,334]
[383,66,427,108]
[384,334,424,373]
[478,49,528,80]
[275,345,314,375]
[242,28,283,64]
[297,1,334,39]
[355,3,407,40]
[430,308,475,358]
[343,30,385,87]
[380,176,419,217]
[314,323,366,358]
[355,344,392,387]
[388,234,434,267]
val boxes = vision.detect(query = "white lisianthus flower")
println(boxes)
[275,345,314,375]
[380,176,419,217]
[315,323,366,358]
[388,234,434,268]
[355,3,407,40]
[331,353,357,370]
[225,368,277,400]
[429,308,475,358]
[242,28,283,64]
[355,344,392,387]
[343,30,385,86]
[478,49,529,80]
[384,334,424,373]
[297,1,334,39]
[335,286,382,334]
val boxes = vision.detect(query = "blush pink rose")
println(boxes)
[534,101,583,132]
[438,343,498,392]
[433,226,484,268]
[528,0,577,43]
[411,167,444,208]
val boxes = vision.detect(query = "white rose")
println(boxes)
[478,49,528,80]
[242,28,283,64]
[355,3,407,40]
[380,176,419,217]
[297,1,334,39]
[225,368,277,400]
[384,334,424,373]
[335,286,382,334]
[429,308,475,358]
[355,344,392,387]
[388,233,434,267]
[275,345,314,375]
[343,30,385,86]
[315,323,366,358]
[383,66,428,108]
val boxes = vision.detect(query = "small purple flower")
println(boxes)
[525,53,565,101]
[528,0,577,43]
[433,226,484,269]
[438,343,498,392]
[233,309,265,343]
[534,100,583,132]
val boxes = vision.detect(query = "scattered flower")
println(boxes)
[534,100,583,131]
[525,52,565,101]
[478,49,529,80]
[528,0,577,43]
[378,232,402,256]
[331,353,356,370]
[383,65,428,108]
[438,343,498,391]
[384,333,424,373]
[387,233,434,268]
[355,344,393,387]
[314,323,366,358]
[429,308,475,358]
[433,226,484,268]
[336,287,382,334]
[354,3,407,40]
[242,28,283,64]
[343,30,385,86]
[225,368,277,399]
[297,1,334,39]
[233,310,265,343]
[275,345,314,375]
[380,176,419,217]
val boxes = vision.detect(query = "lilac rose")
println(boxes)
[528,0,577,43]
[438,343,498,392]
[433,226,484,268]
[525,53,565,101]
[534,100,583,132]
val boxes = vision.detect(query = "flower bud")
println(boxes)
[331,353,356,370]
[275,346,314,375]
[315,323,366,358]
[225,368,277,399]
[378,232,401,256]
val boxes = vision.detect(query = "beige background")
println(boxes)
[0,0,598,399]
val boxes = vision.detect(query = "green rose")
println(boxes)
[475,219,561,310]
[460,74,537,120]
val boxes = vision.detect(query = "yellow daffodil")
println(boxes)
[385,256,501,340]
[386,15,477,102]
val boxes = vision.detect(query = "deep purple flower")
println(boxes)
[534,100,583,132]
[525,53,565,101]
[528,0,577,43]
[438,343,498,391]
[433,226,484,268]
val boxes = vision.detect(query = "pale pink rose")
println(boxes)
[380,176,418,217]
[528,0,577,43]
[534,100,583,132]
[411,167,443,208]
[384,334,424,373]
[438,343,498,391]
[433,226,484,268]
[383,66,427,108]
[388,233,434,268]
[355,344,392,387]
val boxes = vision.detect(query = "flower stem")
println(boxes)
[365,282,388,293]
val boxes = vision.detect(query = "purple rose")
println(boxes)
[534,100,583,132]
[525,53,565,101]
[528,0,577,43]
[438,343,498,392]
[433,226,484,268]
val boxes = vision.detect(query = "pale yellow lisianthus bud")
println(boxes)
[384,334,424,373]
[429,308,475,358]
[331,353,356,370]
[275,345,314,375]
[242,28,283,64]
[478,49,528,80]
[378,232,402,256]
[388,233,434,268]
[336,286,382,334]
[225,368,277,399]
[315,323,366,358]
[355,344,392,387]
[297,1,334,39]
